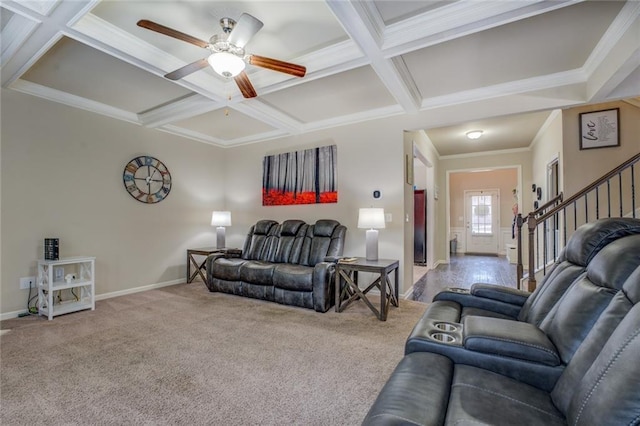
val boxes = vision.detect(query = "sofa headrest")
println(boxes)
[565,218,640,266]
[587,234,640,291]
[280,220,306,236]
[622,265,640,304]
[313,219,340,237]
[254,220,278,235]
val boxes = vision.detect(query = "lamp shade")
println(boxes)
[358,208,385,229]
[211,211,232,227]
[207,52,245,78]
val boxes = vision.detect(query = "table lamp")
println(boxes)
[358,208,385,261]
[211,211,232,249]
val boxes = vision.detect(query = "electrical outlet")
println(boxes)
[19,276,35,290]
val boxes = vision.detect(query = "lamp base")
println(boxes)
[216,227,226,249]
[365,229,379,261]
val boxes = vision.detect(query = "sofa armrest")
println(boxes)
[463,316,561,366]
[323,256,341,263]
[433,289,522,319]
[205,253,226,269]
[312,262,336,312]
[471,283,531,306]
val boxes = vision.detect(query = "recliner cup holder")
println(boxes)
[430,333,457,343]
[448,287,469,294]
[434,322,459,332]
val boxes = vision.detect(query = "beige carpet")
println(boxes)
[1,283,427,425]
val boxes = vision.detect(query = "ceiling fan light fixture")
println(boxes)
[466,130,483,140]
[208,52,245,78]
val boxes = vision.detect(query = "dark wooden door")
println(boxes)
[414,190,427,264]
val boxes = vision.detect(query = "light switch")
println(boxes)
[385,213,392,222]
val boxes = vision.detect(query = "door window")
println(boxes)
[471,195,493,235]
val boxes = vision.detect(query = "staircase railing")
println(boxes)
[516,152,640,291]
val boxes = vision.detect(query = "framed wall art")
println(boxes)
[579,108,620,150]
[262,144,337,206]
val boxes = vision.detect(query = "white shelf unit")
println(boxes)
[37,256,95,320]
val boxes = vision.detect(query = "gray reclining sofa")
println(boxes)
[363,218,640,425]
[205,219,346,312]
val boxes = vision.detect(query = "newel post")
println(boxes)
[527,212,537,292]
[516,213,524,287]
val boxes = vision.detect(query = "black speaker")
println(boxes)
[44,238,59,261]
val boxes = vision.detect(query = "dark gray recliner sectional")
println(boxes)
[205,219,346,312]
[363,218,640,425]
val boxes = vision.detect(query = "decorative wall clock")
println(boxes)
[123,155,172,204]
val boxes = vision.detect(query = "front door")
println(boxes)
[465,190,499,254]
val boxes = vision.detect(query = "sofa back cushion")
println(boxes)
[299,220,346,266]
[518,217,640,325]
[562,293,640,425]
[242,220,278,260]
[540,234,640,365]
[272,220,308,264]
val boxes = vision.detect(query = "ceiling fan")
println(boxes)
[137,13,306,99]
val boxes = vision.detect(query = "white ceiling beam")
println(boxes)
[0,0,98,86]
[325,0,421,113]
[232,99,304,134]
[10,79,138,123]
[421,69,586,110]
[138,94,221,128]
[382,0,582,57]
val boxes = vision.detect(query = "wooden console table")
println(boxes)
[335,258,399,321]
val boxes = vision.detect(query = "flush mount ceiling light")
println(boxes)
[466,130,484,140]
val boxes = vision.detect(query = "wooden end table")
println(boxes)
[186,247,228,286]
[335,258,399,321]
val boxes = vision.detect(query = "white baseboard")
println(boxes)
[94,278,183,301]
[0,278,184,321]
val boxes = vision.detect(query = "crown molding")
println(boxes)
[582,1,640,78]
[439,146,531,161]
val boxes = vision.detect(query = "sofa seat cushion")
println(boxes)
[462,316,561,366]
[239,261,276,285]
[446,363,566,426]
[273,264,314,291]
[210,258,247,281]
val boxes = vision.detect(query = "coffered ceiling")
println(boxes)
[1,1,639,155]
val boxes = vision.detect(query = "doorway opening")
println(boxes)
[412,144,434,284]
[448,167,520,260]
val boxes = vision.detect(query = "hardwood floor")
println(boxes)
[410,254,517,303]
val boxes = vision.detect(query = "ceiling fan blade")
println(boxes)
[164,58,209,80]
[248,55,306,78]
[137,20,209,49]
[227,13,264,48]
[234,71,257,98]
